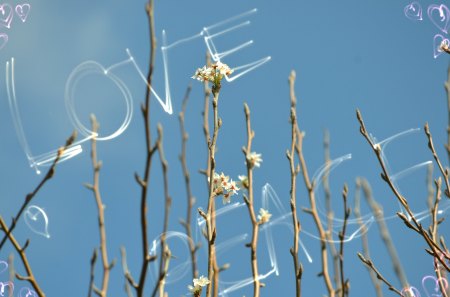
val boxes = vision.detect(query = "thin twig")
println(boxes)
[0,132,76,250]
[178,85,199,280]
[205,81,221,297]
[127,1,158,296]
[357,253,402,296]
[287,70,302,297]
[8,253,14,297]
[201,52,212,185]
[87,249,98,297]
[242,103,262,297]
[121,246,138,295]
[151,124,172,297]
[338,184,350,297]
[444,65,450,164]
[360,178,409,289]
[356,110,450,271]
[354,178,383,297]
[323,129,340,291]
[0,217,44,296]
[85,115,114,297]
[293,73,334,296]
[424,123,450,198]
[430,178,449,297]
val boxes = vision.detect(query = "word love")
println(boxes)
[0,3,31,50]
[404,2,450,58]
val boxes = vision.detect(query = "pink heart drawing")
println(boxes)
[0,33,8,50]
[401,286,421,297]
[428,4,450,33]
[422,275,448,297]
[0,3,13,28]
[433,34,449,58]
[404,2,423,21]
[15,3,30,22]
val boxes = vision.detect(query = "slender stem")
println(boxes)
[354,178,383,297]
[361,177,409,289]
[338,185,350,297]
[87,249,98,297]
[357,253,402,296]
[323,129,340,290]
[444,65,450,164]
[0,217,45,296]
[242,103,261,297]
[205,89,221,297]
[130,1,158,296]
[86,116,113,297]
[0,133,76,250]
[356,110,450,271]
[179,85,199,280]
[201,53,212,186]
[151,125,172,297]
[287,70,302,297]
[292,74,334,297]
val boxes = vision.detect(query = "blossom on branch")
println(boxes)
[188,275,210,296]
[257,208,272,224]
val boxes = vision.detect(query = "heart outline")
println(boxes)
[405,2,423,21]
[0,3,13,29]
[433,34,449,59]
[15,3,30,23]
[428,4,450,33]
[422,275,448,297]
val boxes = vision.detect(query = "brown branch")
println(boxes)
[151,124,172,297]
[360,177,409,289]
[354,178,383,297]
[293,74,334,296]
[120,246,138,294]
[357,253,402,296]
[87,249,98,297]
[424,123,450,198]
[0,132,76,250]
[356,110,450,271]
[323,129,340,291]
[338,184,350,297]
[444,65,450,163]
[287,70,302,297]
[125,1,158,296]
[205,84,221,297]
[430,178,449,297]
[242,103,262,297]
[178,85,199,280]
[8,253,14,297]
[85,115,113,297]
[201,52,212,185]
[0,217,44,296]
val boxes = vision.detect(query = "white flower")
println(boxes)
[194,275,210,287]
[257,208,272,224]
[247,152,263,168]
[189,275,210,294]
[192,62,233,84]
[238,175,249,189]
[225,180,240,195]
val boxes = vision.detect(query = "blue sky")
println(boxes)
[1,0,450,296]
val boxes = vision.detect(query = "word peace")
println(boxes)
[0,3,31,50]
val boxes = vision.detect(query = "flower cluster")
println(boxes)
[192,62,233,86]
[188,275,210,296]
[247,152,263,168]
[210,172,240,204]
[257,208,272,224]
